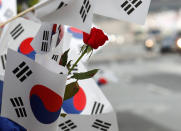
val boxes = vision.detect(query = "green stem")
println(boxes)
[68,46,88,75]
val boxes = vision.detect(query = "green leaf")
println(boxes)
[59,49,70,67]
[64,82,79,101]
[71,69,99,80]
[60,113,67,118]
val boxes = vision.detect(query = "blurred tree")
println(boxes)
[17,0,39,12]
[27,0,39,7]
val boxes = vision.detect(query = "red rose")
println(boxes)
[83,27,108,49]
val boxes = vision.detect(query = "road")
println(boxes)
[88,44,181,131]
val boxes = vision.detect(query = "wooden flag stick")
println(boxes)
[0,0,55,27]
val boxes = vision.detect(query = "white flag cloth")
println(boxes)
[1,49,67,131]
[58,111,119,131]
[0,17,41,53]
[58,53,119,130]
[0,0,17,22]
[37,0,94,33]
[0,18,41,78]
[94,0,151,24]
[34,25,66,65]
[61,62,113,115]
[35,0,72,18]
[30,23,55,54]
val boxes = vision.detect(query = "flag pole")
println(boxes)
[0,0,55,27]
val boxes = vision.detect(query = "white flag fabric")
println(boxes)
[1,49,67,131]
[30,23,55,54]
[58,112,119,131]
[35,44,63,66]
[62,60,113,115]
[35,0,72,18]
[0,0,17,22]
[94,0,151,24]
[34,25,72,66]
[0,17,41,53]
[34,25,66,65]
[0,18,41,78]
[58,49,119,130]
[38,0,94,33]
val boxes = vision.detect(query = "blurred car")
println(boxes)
[144,37,156,51]
[160,31,181,53]
[148,29,162,44]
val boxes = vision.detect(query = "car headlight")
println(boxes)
[145,39,154,48]
[177,38,181,49]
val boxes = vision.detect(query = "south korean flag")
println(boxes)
[0,18,41,79]
[0,17,41,55]
[35,26,71,67]
[1,49,67,131]
[58,111,119,131]
[59,50,119,130]
[93,0,152,24]
[30,23,55,54]
[61,61,113,115]
[35,0,72,18]
[38,0,94,33]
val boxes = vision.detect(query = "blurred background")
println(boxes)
[90,1,181,131]
[4,0,181,130]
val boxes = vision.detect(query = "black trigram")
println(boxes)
[41,31,50,52]
[10,97,27,118]
[12,61,32,82]
[121,0,142,15]
[57,2,68,10]
[80,0,91,23]
[1,54,7,70]
[52,54,59,62]
[41,42,48,52]
[59,120,77,131]
[91,101,104,115]
[92,119,112,131]
[10,24,24,40]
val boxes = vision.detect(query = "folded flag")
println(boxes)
[0,17,41,54]
[30,23,55,54]
[93,0,152,24]
[58,111,119,131]
[0,18,41,79]
[62,62,113,115]
[36,0,94,33]
[1,49,67,131]
[35,0,72,18]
